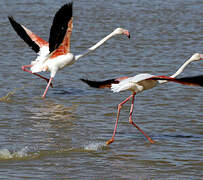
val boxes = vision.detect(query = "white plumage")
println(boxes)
[111,74,157,93]
[81,53,203,145]
[9,3,130,98]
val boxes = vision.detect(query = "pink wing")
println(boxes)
[49,17,73,59]
[8,16,48,53]
[22,25,48,48]
[48,3,73,59]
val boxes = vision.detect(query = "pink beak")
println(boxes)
[200,54,203,60]
[124,30,130,38]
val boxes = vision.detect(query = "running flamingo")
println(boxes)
[8,2,130,98]
[81,53,203,145]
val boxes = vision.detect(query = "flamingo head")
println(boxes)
[190,53,203,61]
[114,28,130,38]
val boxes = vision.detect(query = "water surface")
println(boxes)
[0,0,202,179]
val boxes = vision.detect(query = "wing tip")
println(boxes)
[151,75,203,87]
[80,78,101,88]
[8,16,13,20]
[59,2,73,15]
[8,15,41,53]
[48,2,74,53]
[81,78,119,89]
[66,1,73,8]
[8,16,16,25]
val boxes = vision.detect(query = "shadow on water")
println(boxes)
[162,134,201,140]
[1,0,203,178]
[52,87,88,96]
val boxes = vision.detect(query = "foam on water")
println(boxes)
[0,146,77,161]
[0,146,30,160]
[83,141,107,151]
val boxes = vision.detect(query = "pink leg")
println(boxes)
[106,94,134,145]
[42,77,53,98]
[22,65,53,88]
[129,93,155,143]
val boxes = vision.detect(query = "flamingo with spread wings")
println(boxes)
[8,2,130,98]
[81,53,203,145]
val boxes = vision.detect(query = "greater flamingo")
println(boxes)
[8,2,130,98]
[81,53,203,145]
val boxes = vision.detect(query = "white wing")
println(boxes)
[111,74,155,93]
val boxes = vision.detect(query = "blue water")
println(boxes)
[0,0,202,179]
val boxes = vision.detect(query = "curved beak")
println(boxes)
[200,53,203,60]
[123,30,130,38]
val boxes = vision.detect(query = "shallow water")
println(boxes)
[0,0,203,179]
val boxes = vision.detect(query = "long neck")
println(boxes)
[170,58,193,78]
[75,31,116,61]
[159,56,194,84]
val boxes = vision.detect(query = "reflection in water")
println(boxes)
[26,101,79,150]
[29,100,78,121]
[0,102,80,161]
[1,0,203,179]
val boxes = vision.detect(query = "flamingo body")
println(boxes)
[111,74,158,93]
[9,2,130,98]
[31,53,75,77]
[81,53,203,145]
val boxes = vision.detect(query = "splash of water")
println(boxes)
[0,91,15,102]
[83,141,107,151]
[0,146,30,160]
[0,87,24,102]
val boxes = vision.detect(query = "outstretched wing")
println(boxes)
[8,16,48,53]
[81,77,129,89]
[48,2,73,55]
[49,17,73,59]
[150,75,203,87]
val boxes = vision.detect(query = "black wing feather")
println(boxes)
[48,2,73,53]
[152,75,203,87]
[8,16,40,53]
[80,78,119,88]
[175,75,203,87]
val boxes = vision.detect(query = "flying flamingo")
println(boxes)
[81,53,203,145]
[8,2,130,98]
